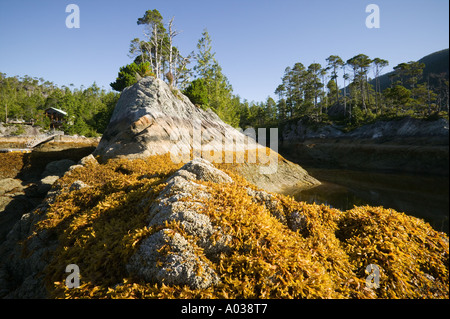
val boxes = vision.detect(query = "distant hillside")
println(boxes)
[371,48,449,91]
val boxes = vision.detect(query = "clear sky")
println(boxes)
[0,0,448,102]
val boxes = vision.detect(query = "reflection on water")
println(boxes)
[290,168,449,234]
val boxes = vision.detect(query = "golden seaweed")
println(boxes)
[20,152,448,299]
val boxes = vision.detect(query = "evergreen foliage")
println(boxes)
[110,62,153,92]
[184,29,240,127]
[2,7,448,136]
[0,73,119,136]
[264,54,449,130]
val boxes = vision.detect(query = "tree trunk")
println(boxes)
[322,74,327,114]
[428,77,432,114]
[360,79,366,111]
[446,84,449,113]
[152,28,159,78]
[365,75,371,111]
[378,80,383,115]
[148,44,153,71]
[343,69,347,116]
[158,37,164,79]
[335,75,339,108]
[168,17,175,76]
[349,100,352,121]
[343,83,346,116]
[375,81,379,114]
[374,67,379,114]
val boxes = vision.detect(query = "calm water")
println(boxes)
[290,168,449,234]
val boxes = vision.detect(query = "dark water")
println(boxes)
[290,168,449,234]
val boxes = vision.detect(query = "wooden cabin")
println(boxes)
[44,107,68,129]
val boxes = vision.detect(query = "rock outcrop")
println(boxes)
[0,178,41,243]
[127,158,311,291]
[280,117,449,174]
[38,159,76,195]
[93,77,320,192]
[94,77,245,160]
[127,158,231,289]
[282,116,449,141]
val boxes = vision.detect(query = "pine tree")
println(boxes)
[372,58,389,114]
[110,62,153,92]
[185,29,238,126]
[326,55,344,109]
[347,54,372,112]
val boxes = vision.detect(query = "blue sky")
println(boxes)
[0,0,448,102]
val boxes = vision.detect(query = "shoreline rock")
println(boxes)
[279,117,449,175]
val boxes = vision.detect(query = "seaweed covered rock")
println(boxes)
[37,159,76,195]
[127,229,220,290]
[0,154,448,299]
[127,158,232,289]
[0,155,99,298]
[0,186,63,298]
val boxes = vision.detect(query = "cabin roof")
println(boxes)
[44,107,68,116]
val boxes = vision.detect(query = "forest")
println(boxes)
[1,9,448,137]
[0,74,119,137]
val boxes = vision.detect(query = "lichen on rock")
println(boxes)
[127,158,233,289]
[126,229,220,290]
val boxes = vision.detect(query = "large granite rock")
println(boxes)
[93,77,319,192]
[94,77,247,160]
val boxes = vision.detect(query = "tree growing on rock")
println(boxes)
[137,9,166,80]
[110,62,153,92]
[133,10,192,89]
[119,10,192,91]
